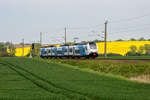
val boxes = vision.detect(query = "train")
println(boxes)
[40,42,99,58]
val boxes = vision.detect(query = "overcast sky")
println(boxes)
[0,0,150,44]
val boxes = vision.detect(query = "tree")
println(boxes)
[144,44,150,55]
[130,38,136,41]
[0,42,8,56]
[138,37,145,41]
[8,44,16,56]
[130,45,137,54]
[138,45,145,55]
[5,41,16,56]
[5,41,11,46]
[116,39,124,41]
[126,45,137,56]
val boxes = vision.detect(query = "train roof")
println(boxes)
[40,42,96,48]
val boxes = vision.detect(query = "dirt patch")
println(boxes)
[130,75,150,83]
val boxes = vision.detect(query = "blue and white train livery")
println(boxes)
[40,42,99,58]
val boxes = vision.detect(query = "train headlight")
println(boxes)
[93,53,97,56]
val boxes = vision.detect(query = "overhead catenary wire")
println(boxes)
[67,23,104,30]
[110,24,150,34]
[110,23,150,31]
[109,12,150,24]
[41,12,150,44]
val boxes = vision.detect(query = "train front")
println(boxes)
[88,42,99,58]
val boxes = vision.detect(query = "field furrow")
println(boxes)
[0,63,69,100]
[0,58,150,100]
[0,61,90,100]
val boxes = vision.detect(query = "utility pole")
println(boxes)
[40,32,42,46]
[65,27,66,45]
[104,21,108,58]
[22,38,24,57]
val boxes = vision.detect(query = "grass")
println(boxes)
[48,59,150,78]
[0,57,150,100]
[97,56,150,60]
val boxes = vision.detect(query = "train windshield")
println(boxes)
[89,42,97,49]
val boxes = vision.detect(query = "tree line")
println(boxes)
[90,37,149,43]
[0,42,16,57]
[126,44,150,56]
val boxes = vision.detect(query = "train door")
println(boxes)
[44,48,48,57]
[69,46,73,56]
[40,48,45,57]
[73,46,75,56]
[47,48,51,56]
[54,47,57,56]
[51,47,55,56]
[57,47,62,56]
[82,45,86,56]
[62,46,65,56]
[75,45,81,56]
[84,45,88,56]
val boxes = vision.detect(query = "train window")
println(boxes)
[69,48,72,52]
[44,51,47,54]
[57,50,62,54]
[75,50,80,54]
[85,46,87,50]
[65,49,67,52]
[89,42,97,49]
[62,48,66,52]
[48,50,51,53]
[52,49,55,53]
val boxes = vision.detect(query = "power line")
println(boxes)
[110,12,150,24]
[110,25,150,34]
[64,27,67,45]
[67,23,104,30]
[110,23,150,32]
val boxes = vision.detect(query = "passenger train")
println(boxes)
[40,42,99,58]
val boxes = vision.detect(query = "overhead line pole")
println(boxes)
[40,32,42,46]
[104,21,108,58]
[65,27,67,45]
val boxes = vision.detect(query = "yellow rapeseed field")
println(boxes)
[15,47,31,56]
[7,41,150,56]
[96,41,150,55]
[7,47,31,56]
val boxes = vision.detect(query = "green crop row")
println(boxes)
[0,63,67,100]
[0,57,150,100]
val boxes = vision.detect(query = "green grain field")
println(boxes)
[0,58,150,100]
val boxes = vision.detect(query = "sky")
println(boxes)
[0,0,150,44]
